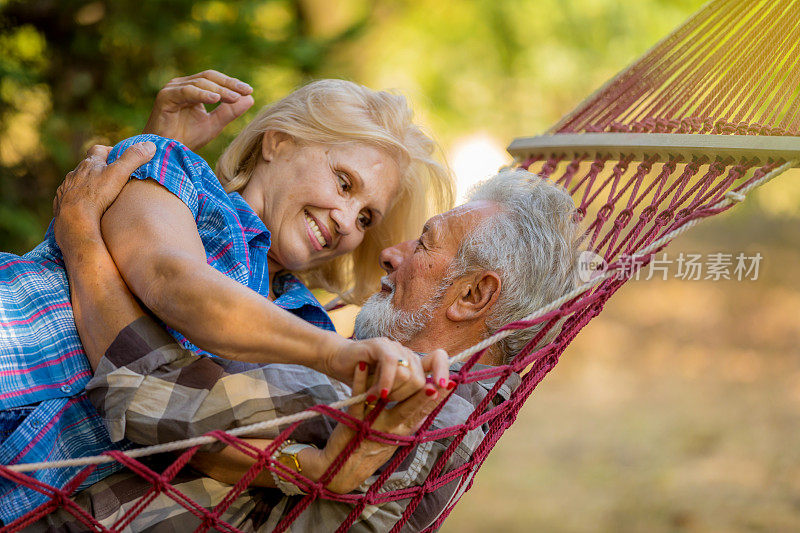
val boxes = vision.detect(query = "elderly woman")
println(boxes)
[0,73,453,525]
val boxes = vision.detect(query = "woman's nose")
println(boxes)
[330,204,357,237]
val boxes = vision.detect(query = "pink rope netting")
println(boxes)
[2,0,798,531]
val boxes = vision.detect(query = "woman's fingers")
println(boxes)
[368,344,398,403]
[367,340,428,404]
[181,77,243,103]
[348,361,368,420]
[163,71,252,106]
[385,347,427,403]
[186,70,253,96]
[176,83,223,105]
[420,349,454,391]
[330,338,427,403]
[145,70,252,151]
[375,380,448,436]
[209,95,255,126]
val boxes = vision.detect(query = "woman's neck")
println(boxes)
[241,168,280,298]
[267,255,284,300]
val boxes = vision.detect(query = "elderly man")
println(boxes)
[30,150,580,531]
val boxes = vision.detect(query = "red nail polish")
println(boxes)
[358,361,367,372]
[366,394,377,403]
[380,388,389,400]
[425,387,436,396]
[447,381,456,390]
[439,378,447,388]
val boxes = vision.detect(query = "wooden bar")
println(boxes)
[507,133,800,165]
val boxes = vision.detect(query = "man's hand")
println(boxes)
[53,141,156,249]
[301,362,451,494]
[143,70,255,151]
[53,142,155,368]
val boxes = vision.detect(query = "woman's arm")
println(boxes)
[54,143,156,369]
[99,173,442,402]
[100,178,351,373]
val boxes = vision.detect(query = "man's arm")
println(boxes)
[85,319,344,444]
[54,143,155,369]
[85,318,447,494]
[188,362,448,494]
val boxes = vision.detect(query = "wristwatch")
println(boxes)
[277,442,313,472]
[271,440,317,495]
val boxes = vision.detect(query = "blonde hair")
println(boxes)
[216,79,454,304]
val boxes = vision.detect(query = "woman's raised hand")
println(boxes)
[324,337,451,403]
[143,70,254,151]
[53,142,156,247]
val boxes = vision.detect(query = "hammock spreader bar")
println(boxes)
[508,133,800,166]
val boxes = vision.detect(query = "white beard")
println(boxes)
[354,278,440,343]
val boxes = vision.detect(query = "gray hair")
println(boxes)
[450,169,582,364]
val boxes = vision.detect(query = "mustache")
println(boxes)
[380,276,395,293]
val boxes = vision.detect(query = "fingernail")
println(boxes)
[358,361,367,372]
[141,141,156,154]
[425,387,436,396]
[447,381,456,390]
[366,394,377,403]
[237,82,253,92]
[439,378,447,388]
[380,388,389,400]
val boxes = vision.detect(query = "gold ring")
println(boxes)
[397,358,410,368]
[364,400,377,413]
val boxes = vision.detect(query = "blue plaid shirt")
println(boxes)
[0,134,334,524]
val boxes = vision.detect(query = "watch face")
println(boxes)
[277,453,298,472]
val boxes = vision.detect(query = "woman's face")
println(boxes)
[243,132,401,273]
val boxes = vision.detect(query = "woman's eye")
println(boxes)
[336,172,351,192]
[358,211,372,229]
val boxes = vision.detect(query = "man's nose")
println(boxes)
[379,240,412,273]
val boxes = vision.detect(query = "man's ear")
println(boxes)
[261,130,292,162]
[445,271,501,322]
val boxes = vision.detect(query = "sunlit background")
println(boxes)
[2,1,799,531]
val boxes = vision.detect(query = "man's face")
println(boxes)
[354,201,499,344]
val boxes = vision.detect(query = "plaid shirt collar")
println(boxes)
[229,191,271,250]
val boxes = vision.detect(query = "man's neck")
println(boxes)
[405,326,500,366]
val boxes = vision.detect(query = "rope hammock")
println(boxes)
[2,0,799,530]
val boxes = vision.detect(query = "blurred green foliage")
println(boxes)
[0,0,369,252]
[0,0,708,254]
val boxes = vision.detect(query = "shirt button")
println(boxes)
[30,419,40,429]
[60,385,72,394]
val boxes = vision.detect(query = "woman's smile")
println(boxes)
[304,209,331,251]
[244,134,401,273]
